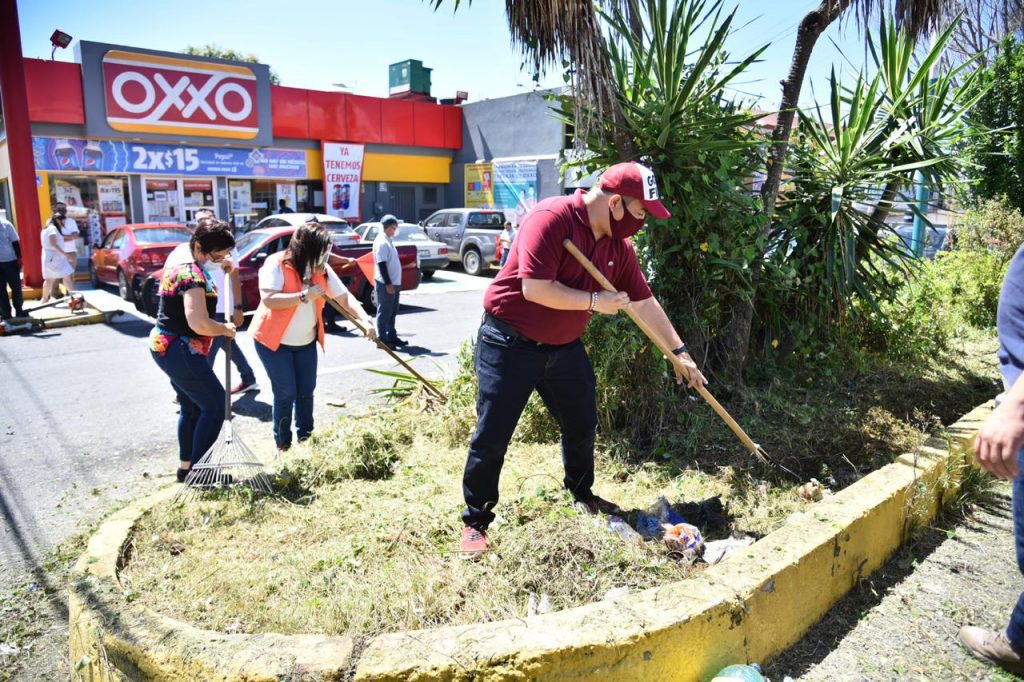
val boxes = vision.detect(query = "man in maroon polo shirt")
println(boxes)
[459,161,707,558]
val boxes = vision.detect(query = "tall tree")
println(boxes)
[182,44,281,85]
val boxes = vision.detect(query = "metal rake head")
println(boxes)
[174,425,274,502]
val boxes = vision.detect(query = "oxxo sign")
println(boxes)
[101,50,260,140]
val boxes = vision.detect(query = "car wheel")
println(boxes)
[142,279,159,317]
[422,270,435,280]
[462,248,483,276]
[117,269,133,301]
[360,282,377,315]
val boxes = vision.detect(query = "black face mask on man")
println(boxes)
[608,197,645,239]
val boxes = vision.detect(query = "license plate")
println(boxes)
[418,249,430,256]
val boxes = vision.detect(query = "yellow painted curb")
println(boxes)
[69,402,994,681]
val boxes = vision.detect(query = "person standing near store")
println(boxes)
[149,220,237,482]
[54,202,80,273]
[252,221,377,451]
[189,209,259,395]
[373,214,405,349]
[276,199,294,214]
[960,240,1024,675]
[499,221,516,267]
[458,161,708,558]
[39,213,75,305]
[0,214,25,320]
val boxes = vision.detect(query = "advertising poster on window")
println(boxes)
[96,178,126,214]
[321,142,365,220]
[276,183,297,212]
[493,161,538,225]
[465,163,494,208]
[229,180,253,214]
[54,179,86,215]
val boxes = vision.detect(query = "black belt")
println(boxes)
[482,312,570,348]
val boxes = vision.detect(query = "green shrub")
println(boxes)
[951,195,1024,262]
[929,249,1007,328]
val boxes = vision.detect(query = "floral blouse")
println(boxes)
[148,263,218,357]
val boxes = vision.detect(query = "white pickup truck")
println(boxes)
[421,208,506,276]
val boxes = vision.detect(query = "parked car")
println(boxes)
[89,223,192,301]
[250,212,359,245]
[421,208,506,276]
[137,225,419,318]
[354,221,449,279]
[880,225,949,260]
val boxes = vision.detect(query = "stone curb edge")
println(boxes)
[68,402,992,681]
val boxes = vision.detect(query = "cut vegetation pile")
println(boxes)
[121,333,1001,637]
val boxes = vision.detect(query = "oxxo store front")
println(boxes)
[5,40,462,285]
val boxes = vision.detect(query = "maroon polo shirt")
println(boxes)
[483,189,653,345]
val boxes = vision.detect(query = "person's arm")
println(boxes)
[975,373,1024,480]
[11,231,20,260]
[258,258,324,310]
[631,296,707,389]
[183,287,235,337]
[46,230,63,252]
[521,279,628,314]
[230,270,244,326]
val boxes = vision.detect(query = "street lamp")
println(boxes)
[49,29,71,60]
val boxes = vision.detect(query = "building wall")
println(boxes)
[446,89,565,208]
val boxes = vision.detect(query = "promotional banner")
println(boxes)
[229,180,253,213]
[493,161,538,224]
[32,137,307,178]
[322,142,365,220]
[54,180,85,214]
[465,162,494,208]
[276,183,297,212]
[96,178,126,214]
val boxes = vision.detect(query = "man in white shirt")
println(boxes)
[0,215,24,319]
[373,214,404,350]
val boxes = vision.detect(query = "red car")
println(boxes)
[137,225,419,317]
[89,223,193,301]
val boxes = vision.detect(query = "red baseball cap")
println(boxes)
[598,162,671,219]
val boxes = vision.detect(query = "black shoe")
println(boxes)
[393,337,409,347]
[574,495,621,515]
[177,467,189,483]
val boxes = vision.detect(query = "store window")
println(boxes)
[49,175,131,247]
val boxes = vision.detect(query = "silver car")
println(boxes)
[354,222,450,279]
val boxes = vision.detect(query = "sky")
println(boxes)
[18,0,873,111]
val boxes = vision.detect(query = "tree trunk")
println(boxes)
[856,180,903,261]
[716,0,851,387]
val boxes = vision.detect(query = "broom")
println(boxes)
[177,274,273,499]
[563,239,787,473]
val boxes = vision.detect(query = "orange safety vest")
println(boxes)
[251,253,329,352]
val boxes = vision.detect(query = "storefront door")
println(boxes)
[143,178,184,223]
[181,179,217,224]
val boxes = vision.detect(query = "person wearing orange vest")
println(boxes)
[251,222,377,451]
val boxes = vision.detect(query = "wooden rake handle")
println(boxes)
[563,239,767,463]
[324,298,446,403]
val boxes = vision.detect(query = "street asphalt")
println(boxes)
[0,266,489,588]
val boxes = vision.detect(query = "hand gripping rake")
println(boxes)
[563,239,789,473]
[177,277,273,500]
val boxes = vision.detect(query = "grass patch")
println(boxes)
[120,332,1000,638]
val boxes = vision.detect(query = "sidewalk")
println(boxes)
[767,480,1020,681]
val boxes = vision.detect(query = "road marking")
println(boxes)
[317,347,461,376]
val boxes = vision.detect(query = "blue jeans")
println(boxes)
[207,313,256,385]
[255,340,318,448]
[0,259,24,319]
[1009,449,1024,645]
[151,338,226,466]
[375,281,401,343]
[461,319,597,530]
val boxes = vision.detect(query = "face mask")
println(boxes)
[608,198,646,239]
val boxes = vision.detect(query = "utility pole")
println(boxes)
[911,29,940,258]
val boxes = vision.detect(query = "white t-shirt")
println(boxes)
[41,223,64,256]
[372,231,401,286]
[258,252,345,347]
[60,217,80,253]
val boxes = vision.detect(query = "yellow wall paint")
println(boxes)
[305,149,450,184]
[36,171,51,226]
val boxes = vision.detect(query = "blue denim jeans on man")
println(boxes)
[461,320,597,530]
[0,259,24,319]
[151,337,226,466]
[375,281,401,344]
[207,312,256,385]
[254,340,318,448]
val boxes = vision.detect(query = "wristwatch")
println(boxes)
[233,304,243,311]
[671,343,689,356]
[299,289,308,304]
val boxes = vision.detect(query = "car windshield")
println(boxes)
[133,227,191,245]
[395,226,428,241]
[234,232,269,260]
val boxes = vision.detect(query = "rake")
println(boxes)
[563,239,793,475]
[177,279,273,500]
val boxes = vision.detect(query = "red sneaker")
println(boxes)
[231,380,259,394]
[459,526,489,560]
